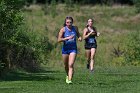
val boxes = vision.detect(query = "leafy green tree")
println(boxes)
[0,0,53,74]
[0,0,25,70]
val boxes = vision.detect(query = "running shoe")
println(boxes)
[66,80,72,84]
[66,76,68,83]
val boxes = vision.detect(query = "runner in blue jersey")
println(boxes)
[83,18,100,72]
[62,26,77,54]
[58,16,82,84]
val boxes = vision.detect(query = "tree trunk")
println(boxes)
[6,48,11,70]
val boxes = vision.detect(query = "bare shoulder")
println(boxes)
[60,27,65,33]
[83,27,88,32]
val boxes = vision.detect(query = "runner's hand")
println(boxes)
[97,32,100,37]
[78,37,82,42]
[66,35,74,40]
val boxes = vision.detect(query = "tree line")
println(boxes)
[25,0,140,13]
[26,0,134,5]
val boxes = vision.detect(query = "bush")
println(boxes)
[124,30,140,66]
[0,0,25,70]
[0,0,53,73]
[133,0,140,13]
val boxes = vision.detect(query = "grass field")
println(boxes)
[0,66,140,93]
[23,4,140,67]
[0,4,140,93]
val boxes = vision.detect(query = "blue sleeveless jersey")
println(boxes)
[62,26,77,51]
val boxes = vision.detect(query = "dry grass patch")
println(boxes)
[112,16,128,23]
[101,27,115,33]
[129,14,140,24]
[25,4,42,11]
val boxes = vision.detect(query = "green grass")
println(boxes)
[22,4,140,67]
[1,4,139,93]
[0,67,140,93]
[0,4,140,93]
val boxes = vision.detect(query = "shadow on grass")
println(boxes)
[0,69,60,81]
[77,81,116,88]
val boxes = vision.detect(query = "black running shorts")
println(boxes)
[84,43,97,49]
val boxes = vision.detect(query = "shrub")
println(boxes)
[124,30,140,66]
[133,0,140,13]
[0,0,53,73]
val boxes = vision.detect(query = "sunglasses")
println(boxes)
[66,21,72,23]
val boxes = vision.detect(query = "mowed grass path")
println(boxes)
[0,67,140,93]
